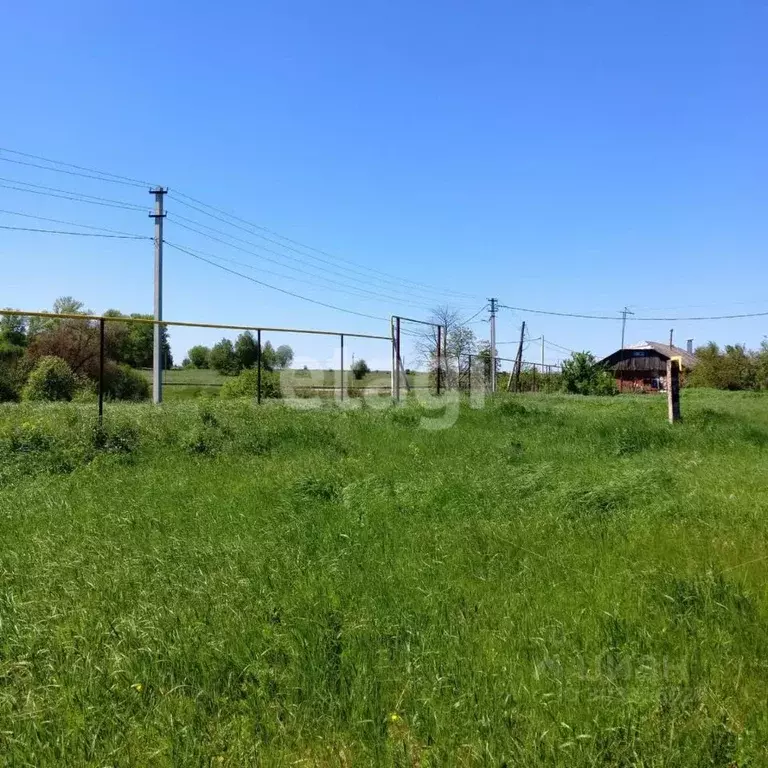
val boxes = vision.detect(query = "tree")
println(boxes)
[53,296,88,316]
[209,338,238,375]
[22,356,76,402]
[689,342,758,391]
[561,351,616,395]
[351,358,370,380]
[274,344,294,370]
[188,345,211,369]
[415,306,477,388]
[261,341,277,372]
[234,332,259,370]
[28,318,101,378]
[0,311,28,349]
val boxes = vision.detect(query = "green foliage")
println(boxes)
[351,358,371,380]
[21,356,76,401]
[105,364,151,402]
[274,344,294,370]
[219,368,282,399]
[106,313,173,370]
[234,331,259,370]
[562,351,617,395]
[209,338,239,375]
[689,342,765,391]
[261,340,277,371]
[187,344,211,369]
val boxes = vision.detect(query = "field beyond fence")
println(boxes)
[2,390,768,765]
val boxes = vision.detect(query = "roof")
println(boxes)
[598,341,698,370]
[625,341,698,368]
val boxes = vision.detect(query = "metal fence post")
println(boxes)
[467,354,472,393]
[257,329,262,404]
[436,325,442,395]
[340,334,344,402]
[98,318,105,426]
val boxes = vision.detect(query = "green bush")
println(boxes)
[22,356,76,402]
[105,364,150,402]
[0,365,18,402]
[562,352,617,396]
[219,368,282,400]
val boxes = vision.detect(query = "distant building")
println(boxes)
[599,341,697,393]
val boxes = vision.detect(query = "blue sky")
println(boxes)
[1,0,766,369]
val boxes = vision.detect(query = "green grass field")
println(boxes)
[2,391,768,765]
[141,368,428,401]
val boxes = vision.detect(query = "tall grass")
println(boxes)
[1,390,768,765]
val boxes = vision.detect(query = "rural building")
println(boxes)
[599,341,697,393]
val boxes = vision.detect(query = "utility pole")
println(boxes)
[669,328,674,349]
[150,187,167,404]
[488,298,498,393]
[620,306,634,394]
[507,320,526,392]
[541,336,545,368]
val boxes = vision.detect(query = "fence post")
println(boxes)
[395,317,401,402]
[98,318,105,426]
[340,334,344,402]
[436,325,442,395]
[467,354,472,393]
[667,359,681,423]
[257,329,262,404]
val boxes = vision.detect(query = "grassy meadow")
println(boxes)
[142,367,429,401]
[2,390,768,765]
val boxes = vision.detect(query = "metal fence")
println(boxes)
[457,355,562,394]
[1,310,392,421]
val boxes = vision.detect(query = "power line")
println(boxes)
[499,302,768,322]
[0,147,152,188]
[0,224,146,239]
[166,214,452,310]
[499,303,620,320]
[168,191,482,301]
[164,240,388,322]
[166,238,440,311]
[461,304,489,325]
[0,208,147,237]
[0,178,146,211]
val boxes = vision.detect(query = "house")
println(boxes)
[598,341,697,393]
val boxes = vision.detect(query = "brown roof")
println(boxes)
[625,341,698,368]
[599,341,698,371]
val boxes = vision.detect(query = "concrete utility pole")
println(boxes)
[619,305,634,393]
[488,298,498,393]
[541,336,545,368]
[150,187,167,404]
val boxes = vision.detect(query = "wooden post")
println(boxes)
[667,359,681,423]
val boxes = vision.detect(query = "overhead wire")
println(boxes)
[499,303,768,322]
[166,213,455,310]
[0,207,148,237]
[0,224,146,239]
[164,240,388,322]
[0,147,152,188]
[168,191,482,301]
[0,178,146,211]
[166,239,443,311]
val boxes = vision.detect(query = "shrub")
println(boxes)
[561,352,617,396]
[219,369,282,399]
[351,359,371,380]
[106,364,150,402]
[22,356,76,402]
[0,365,19,402]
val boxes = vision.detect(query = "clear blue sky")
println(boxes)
[1,0,766,369]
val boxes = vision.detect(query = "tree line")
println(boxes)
[184,334,294,375]
[0,297,172,402]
